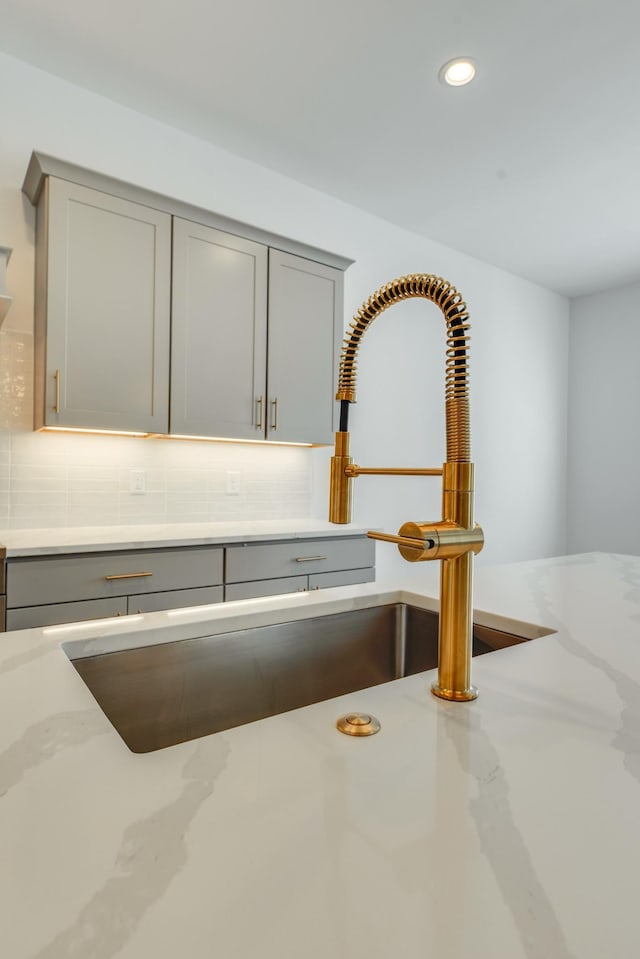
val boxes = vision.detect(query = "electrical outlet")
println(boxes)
[129,469,146,495]
[225,471,241,495]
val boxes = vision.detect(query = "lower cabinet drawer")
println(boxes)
[6,585,226,631]
[226,536,375,583]
[225,567,375,602]
[6,597,127,631]
[128,586,224,614]
[308,568,375,590]
[225,576,308,602]
[7,546,223,608]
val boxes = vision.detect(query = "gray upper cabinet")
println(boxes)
[267,250,342,445]
[172,234,342,444]
[34,178,171,433]
[171,219,268,440]
[24,153,352,443]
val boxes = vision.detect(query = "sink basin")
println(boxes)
[67,603,552,753]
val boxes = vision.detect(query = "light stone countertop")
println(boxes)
[1,551,639,958]
[0,519,371,557]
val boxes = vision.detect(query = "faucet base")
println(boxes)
[431,682,478,702]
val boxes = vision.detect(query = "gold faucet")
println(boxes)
[329,274,484,702]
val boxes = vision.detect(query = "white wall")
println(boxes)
[568,279,640,555]
[0,52,570,577]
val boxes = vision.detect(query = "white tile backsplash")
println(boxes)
[10,464,68,491]
[0,489,9,527]
[0,330,314,529]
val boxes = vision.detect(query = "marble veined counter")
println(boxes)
[0,519,370,557]
[1,552,639,958]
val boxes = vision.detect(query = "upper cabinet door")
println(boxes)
[171,219,268,440]
[39,178,171,433]
[267,250,343,444]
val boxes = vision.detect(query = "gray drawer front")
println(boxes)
[6,597,126,631]
[308,568,375,590]
[7,546,223,608]
[225,576,308,602]
[226,536,374,584]
[128,586,224,614]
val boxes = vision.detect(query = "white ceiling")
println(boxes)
[2,0,639,297]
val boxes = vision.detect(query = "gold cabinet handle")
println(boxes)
[256,396,264,430]
[294,555,327,563]
[271,397,278,430]
[54,369,61,414]
[104,571,153,581]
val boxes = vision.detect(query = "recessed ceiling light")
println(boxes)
[439,58,476,87]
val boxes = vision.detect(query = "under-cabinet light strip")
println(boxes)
[160,433,313,447]
[41,427,313,447]
[43,427,149,437]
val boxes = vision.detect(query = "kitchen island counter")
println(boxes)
[1,552,639,958]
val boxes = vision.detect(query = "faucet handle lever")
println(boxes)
[368,522,484,563]
[367,530,435,551]
[367,529,436,562]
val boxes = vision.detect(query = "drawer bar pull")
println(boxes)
[294,555,327,563]
[104,571,154,581]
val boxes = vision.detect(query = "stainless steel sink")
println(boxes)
[67,604,551,753]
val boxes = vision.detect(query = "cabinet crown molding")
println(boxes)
[22,151,354,273]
